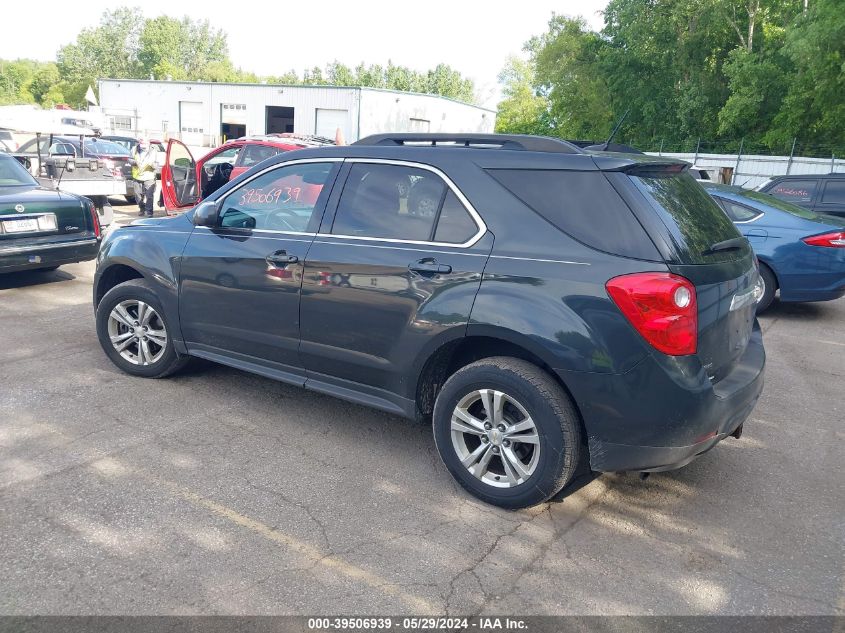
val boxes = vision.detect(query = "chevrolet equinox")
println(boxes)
[93,133,766,508]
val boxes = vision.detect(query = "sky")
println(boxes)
[0,1,608,108]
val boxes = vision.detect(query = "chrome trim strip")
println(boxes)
[733,214,764,225]
[311,240,488,257]
[193,225,316,238]
[490,255,590,266]
[0,238,97,255]
[321,158,488,249]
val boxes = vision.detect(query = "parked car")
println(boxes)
[757,173,845,218]
[16,135,132,179]
[703,182,845,312]
[161,134,333,214]
[94,133,764,508]
[100,136,167,202]
[0,153,101,273]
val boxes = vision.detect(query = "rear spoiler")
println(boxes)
[592,156,690,176]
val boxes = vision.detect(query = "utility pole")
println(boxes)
[786,138,797,175]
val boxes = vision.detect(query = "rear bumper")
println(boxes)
[0,237,99,272]
[558,322,765,473]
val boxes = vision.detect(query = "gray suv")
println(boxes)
[93,133,765,508]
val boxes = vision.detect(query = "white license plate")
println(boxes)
[3,218,39,233]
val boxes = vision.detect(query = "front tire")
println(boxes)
[96,279,187,378]
[433,357,582,509]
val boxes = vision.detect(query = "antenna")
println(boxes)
[600,110,630,151]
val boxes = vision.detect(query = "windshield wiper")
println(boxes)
[703,237,748,256]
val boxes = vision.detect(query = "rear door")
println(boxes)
[816,179,845,217]
[624,170,758,381]
[299,159,491,413]
[162,140,197,211]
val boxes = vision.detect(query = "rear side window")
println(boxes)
[631,173,745,264]
[240,144,283,168]
[821,180,845,204]
[486,169,659,260]
[715,197,762,222]
[332,163,478,244]
[768,179,817,203]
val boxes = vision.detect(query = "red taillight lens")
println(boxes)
[606,272,698,356]
[802,231,845,248]
[87,200,101,237]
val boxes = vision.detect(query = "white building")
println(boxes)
[96,79,496,146]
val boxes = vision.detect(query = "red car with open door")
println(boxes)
[161,134,333,214]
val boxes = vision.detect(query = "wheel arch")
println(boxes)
[756,257,780,290]
[414,327,585,434]
[95,262,145,307]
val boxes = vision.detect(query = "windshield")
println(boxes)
[83,140,130,156]
[0,155,37,186]
[632,172,746,264]
[739,190,818,219]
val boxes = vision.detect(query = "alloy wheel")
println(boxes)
[107,300,168,366]
[450,389,541,488]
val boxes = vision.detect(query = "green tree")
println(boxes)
[138,16,229,80]
[531,15,613,141]
[767,0,845,148]
[57,7,145,100]
[495,56,550,135]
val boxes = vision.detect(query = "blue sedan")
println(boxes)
[702,182,845,312]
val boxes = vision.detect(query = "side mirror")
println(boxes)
[192,200,220,227]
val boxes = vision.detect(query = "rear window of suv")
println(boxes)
[486,169,660,260]
[631,172,747,264]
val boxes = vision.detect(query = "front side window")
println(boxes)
[332,163,477,243]
[205,147,240,167]
[218,162,335,232]
[769,180,817,203]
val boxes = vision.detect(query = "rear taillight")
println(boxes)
[606,272,697,356]
[87,200,101,237]
[802,231,845,248]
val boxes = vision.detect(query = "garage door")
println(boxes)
[179,101,205,146]
[315,109,349,141]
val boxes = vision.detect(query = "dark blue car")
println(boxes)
[703,182,845,311]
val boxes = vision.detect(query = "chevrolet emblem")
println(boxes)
[14,204,25,213]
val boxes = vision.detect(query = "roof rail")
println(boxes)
[353,133,584,154]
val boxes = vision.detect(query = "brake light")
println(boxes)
[802,231,845,248]
[87,200,101,237]
[606,272,697,356]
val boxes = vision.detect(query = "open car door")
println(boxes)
[162,139,198,214]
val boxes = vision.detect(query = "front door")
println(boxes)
[299,160,492,413]
[179,159,341,382]
[162,140,197,212]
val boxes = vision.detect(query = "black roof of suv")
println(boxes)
[94,132,765,508]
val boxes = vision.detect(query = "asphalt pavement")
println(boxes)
[1,222,843,615]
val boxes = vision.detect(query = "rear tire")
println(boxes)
[96,279,187,378]
[757,264,777,313]
[433,357,582,509]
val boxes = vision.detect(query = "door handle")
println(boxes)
[409,258,452,275]
[266,251,299,266]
